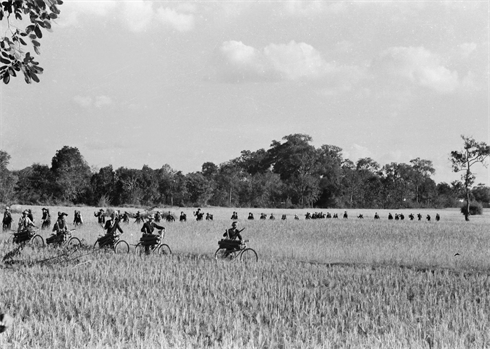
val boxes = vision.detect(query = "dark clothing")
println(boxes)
[223,227,243,241]
[52,219,68,234]
[104,219,123,236]
[141,221,164,235]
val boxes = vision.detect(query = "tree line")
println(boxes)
[1,134,489,210]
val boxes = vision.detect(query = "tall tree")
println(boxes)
[1,0,63,84]
[51,146,91,203]
[409,158,436,205]
[0,150,16,203]
[450,136,490,220]
[267,134,320,206]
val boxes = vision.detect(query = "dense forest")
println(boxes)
[1,134,489,209]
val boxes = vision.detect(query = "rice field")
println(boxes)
[1,206,489,348]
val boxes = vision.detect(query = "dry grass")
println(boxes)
[0,205,489,348]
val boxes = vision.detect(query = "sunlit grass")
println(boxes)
[1,205,489,348]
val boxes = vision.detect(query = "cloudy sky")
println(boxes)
[1,0,488,185]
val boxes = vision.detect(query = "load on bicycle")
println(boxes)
[218,221,244,254]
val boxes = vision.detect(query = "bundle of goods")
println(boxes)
[140,234,160,246]
[218,239,241,250]
[13,231,32,243]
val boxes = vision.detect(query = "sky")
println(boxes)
[0,0,489,185]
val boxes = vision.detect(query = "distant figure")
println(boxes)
[231,211,238,220]
[2,206,12,231]
[27,209,34,223]
[166,211,176,222]
[388,213,393,220]
[435,213,440,221]
[73,210,83,226]
[357,214,364,219]
[248,212,254,220]
[417,213,422,221]
[343,211,348,219]
[47,212,69,245]
[260,213,267,220]
[400,213,405,220]
[374,212,380,219]
[121,211,130,224]
[179,211,187,222]
[305,212,311,220]
[194,208,204,221]
[206,213,214,221]
[294,214,299,220]
[426,214,431,221]
[281,214,287,220]
[269,213,275,220]
[333,213,338,219]
[394,214,399,221]
[326,212,332,218]
[409,213,414,221]
[154,211,162,223]
[41,208,51,230]
[134,211,143,224]
[94,209,105,225]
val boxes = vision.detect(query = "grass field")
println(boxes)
[1,205,489,348]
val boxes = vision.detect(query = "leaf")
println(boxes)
[8,67,16,77]
[34,46,41,55]
[19,37,27,45]
[35,24,43,38]
[30,72,40,83]
[32,40,40,47]
[3,73,10,84]
[0,56,10,65]
[24,73,32,84]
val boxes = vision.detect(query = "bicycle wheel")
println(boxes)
[157,244,172,256]
[215,248,234,261]
[114,240,130,254]
[67,237,81,249]
[240,248,258,262]
[135,243,147,255]
[30,235,45,248]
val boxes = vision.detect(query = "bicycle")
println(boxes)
[214,239,258,262]
[135,229,172,256]
[93,233,129,253]
[7,229,45,248]
[46,229,81,249]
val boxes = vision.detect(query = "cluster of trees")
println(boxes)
[1,134,489,211]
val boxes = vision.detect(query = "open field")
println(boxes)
[1,206,490,348]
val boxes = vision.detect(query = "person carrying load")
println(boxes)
[47,212,69,245]
[98,212,124,248]
[218,221,245,255]
[140,215,165,254]
[14,210,37,243]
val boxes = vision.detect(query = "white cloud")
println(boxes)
[156,7,195,32]
[121,0,154,33]
[264,41,335,80]
[59,0,118,26]
[95,96,113,108]
[374,46,459,94]
[60,0,195,33]
[73,95,92,108]
[217,40,341,82]
[459,43,477,58]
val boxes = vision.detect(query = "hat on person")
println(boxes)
[22,210,28,214]
[232,221,237,226]
[147,214,154,220]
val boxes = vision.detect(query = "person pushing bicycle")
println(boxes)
[140,214,165,254]
[47,212,69,245]
[98,212,124,248]
[221,221,245,254]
